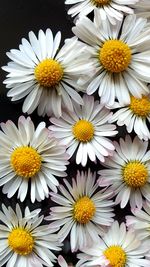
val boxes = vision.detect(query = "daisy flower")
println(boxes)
[0,203,62,267]
[109,94,150,141]
[72,13,150,107]
[65,0,141,25]
[76,221,150,267]
[98,135,150,209]
[49,94,117,167]
[2,29,92,117]
[45,169,115,252]
[126,200,150,240]
[0,116,69,202]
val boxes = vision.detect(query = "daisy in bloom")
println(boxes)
[2,29,92,117]
[65,0,141,25]
[0,203,62,267]
[49,94,117,167]
[58,255,74,267]
[45,169,115,252]
[0,116,69,203]
[109,94,150,141]
[76,221,150,267]
[126,200,150,241]
[72,13,150,107]
[98,135,150,209]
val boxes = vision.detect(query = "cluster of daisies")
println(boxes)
[1,0,150,266]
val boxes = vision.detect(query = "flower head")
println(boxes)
[109,93,150,141]
[2,29,91,117]
[49,94,117,166]
[98,135,150,209]
[45,169,115,252]
[65,0,145,25]
[0,116,69,202]
[0,204,62,267]
[76,221,149,267]
[72,13,150,107]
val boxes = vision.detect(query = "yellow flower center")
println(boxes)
[92,0,110,6]
[72,120,94,142]
[104,245,126,267]
[8,228,34,255]
[73,196,96,224]
[11,146,42,178]
[99,40,131,73]
[123,161,148,188]
[34,59,63,87]
[129,95,150,117]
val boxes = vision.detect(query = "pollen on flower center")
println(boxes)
[34,58,63,87]
[123,161,148,188]
[129,95,150,117]
[104,245,126,267]
[73,196,96,224]
[99,40,131,73]
[72,120,94,142]
[92,0,110,7]
[11,146,42,178]
[8,228,34,255]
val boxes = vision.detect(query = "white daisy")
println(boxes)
[45,169,115,252]
[2,29,92,117]
[109,94,150,141]
[49,94,117,167]
[72,13,150,107]
[0,203,62,267]
[126,200,150,240]
[76,221,150,267]
[0,116,69,202]
[98,135,150,209]
[65,0,141,25]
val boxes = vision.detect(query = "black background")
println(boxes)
[0,1,129,266]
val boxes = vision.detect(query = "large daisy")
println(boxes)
[49,94,117,167]
[2,29,92,117]
[72,13,150,107]
[45,169,115,252]
[126,200,150,241]
[0,116,69,202]
[76,221,150,267]
[109,94,150,141]
[98,135,150,209]
[65,0,141,25]
[0,204,62,267]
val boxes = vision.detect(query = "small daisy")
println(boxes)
[126,200,150,240]
[76,221,150,267]
[0,116,69,202]
[72,13,150,107]
[98,135,150,209]
[49,94,117,167]
[45,169,115,252]
[58,255,74,267]
[109,94,150,141]
[0,204,62,267]
[65,0,141,25]
[2,29,92,117]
